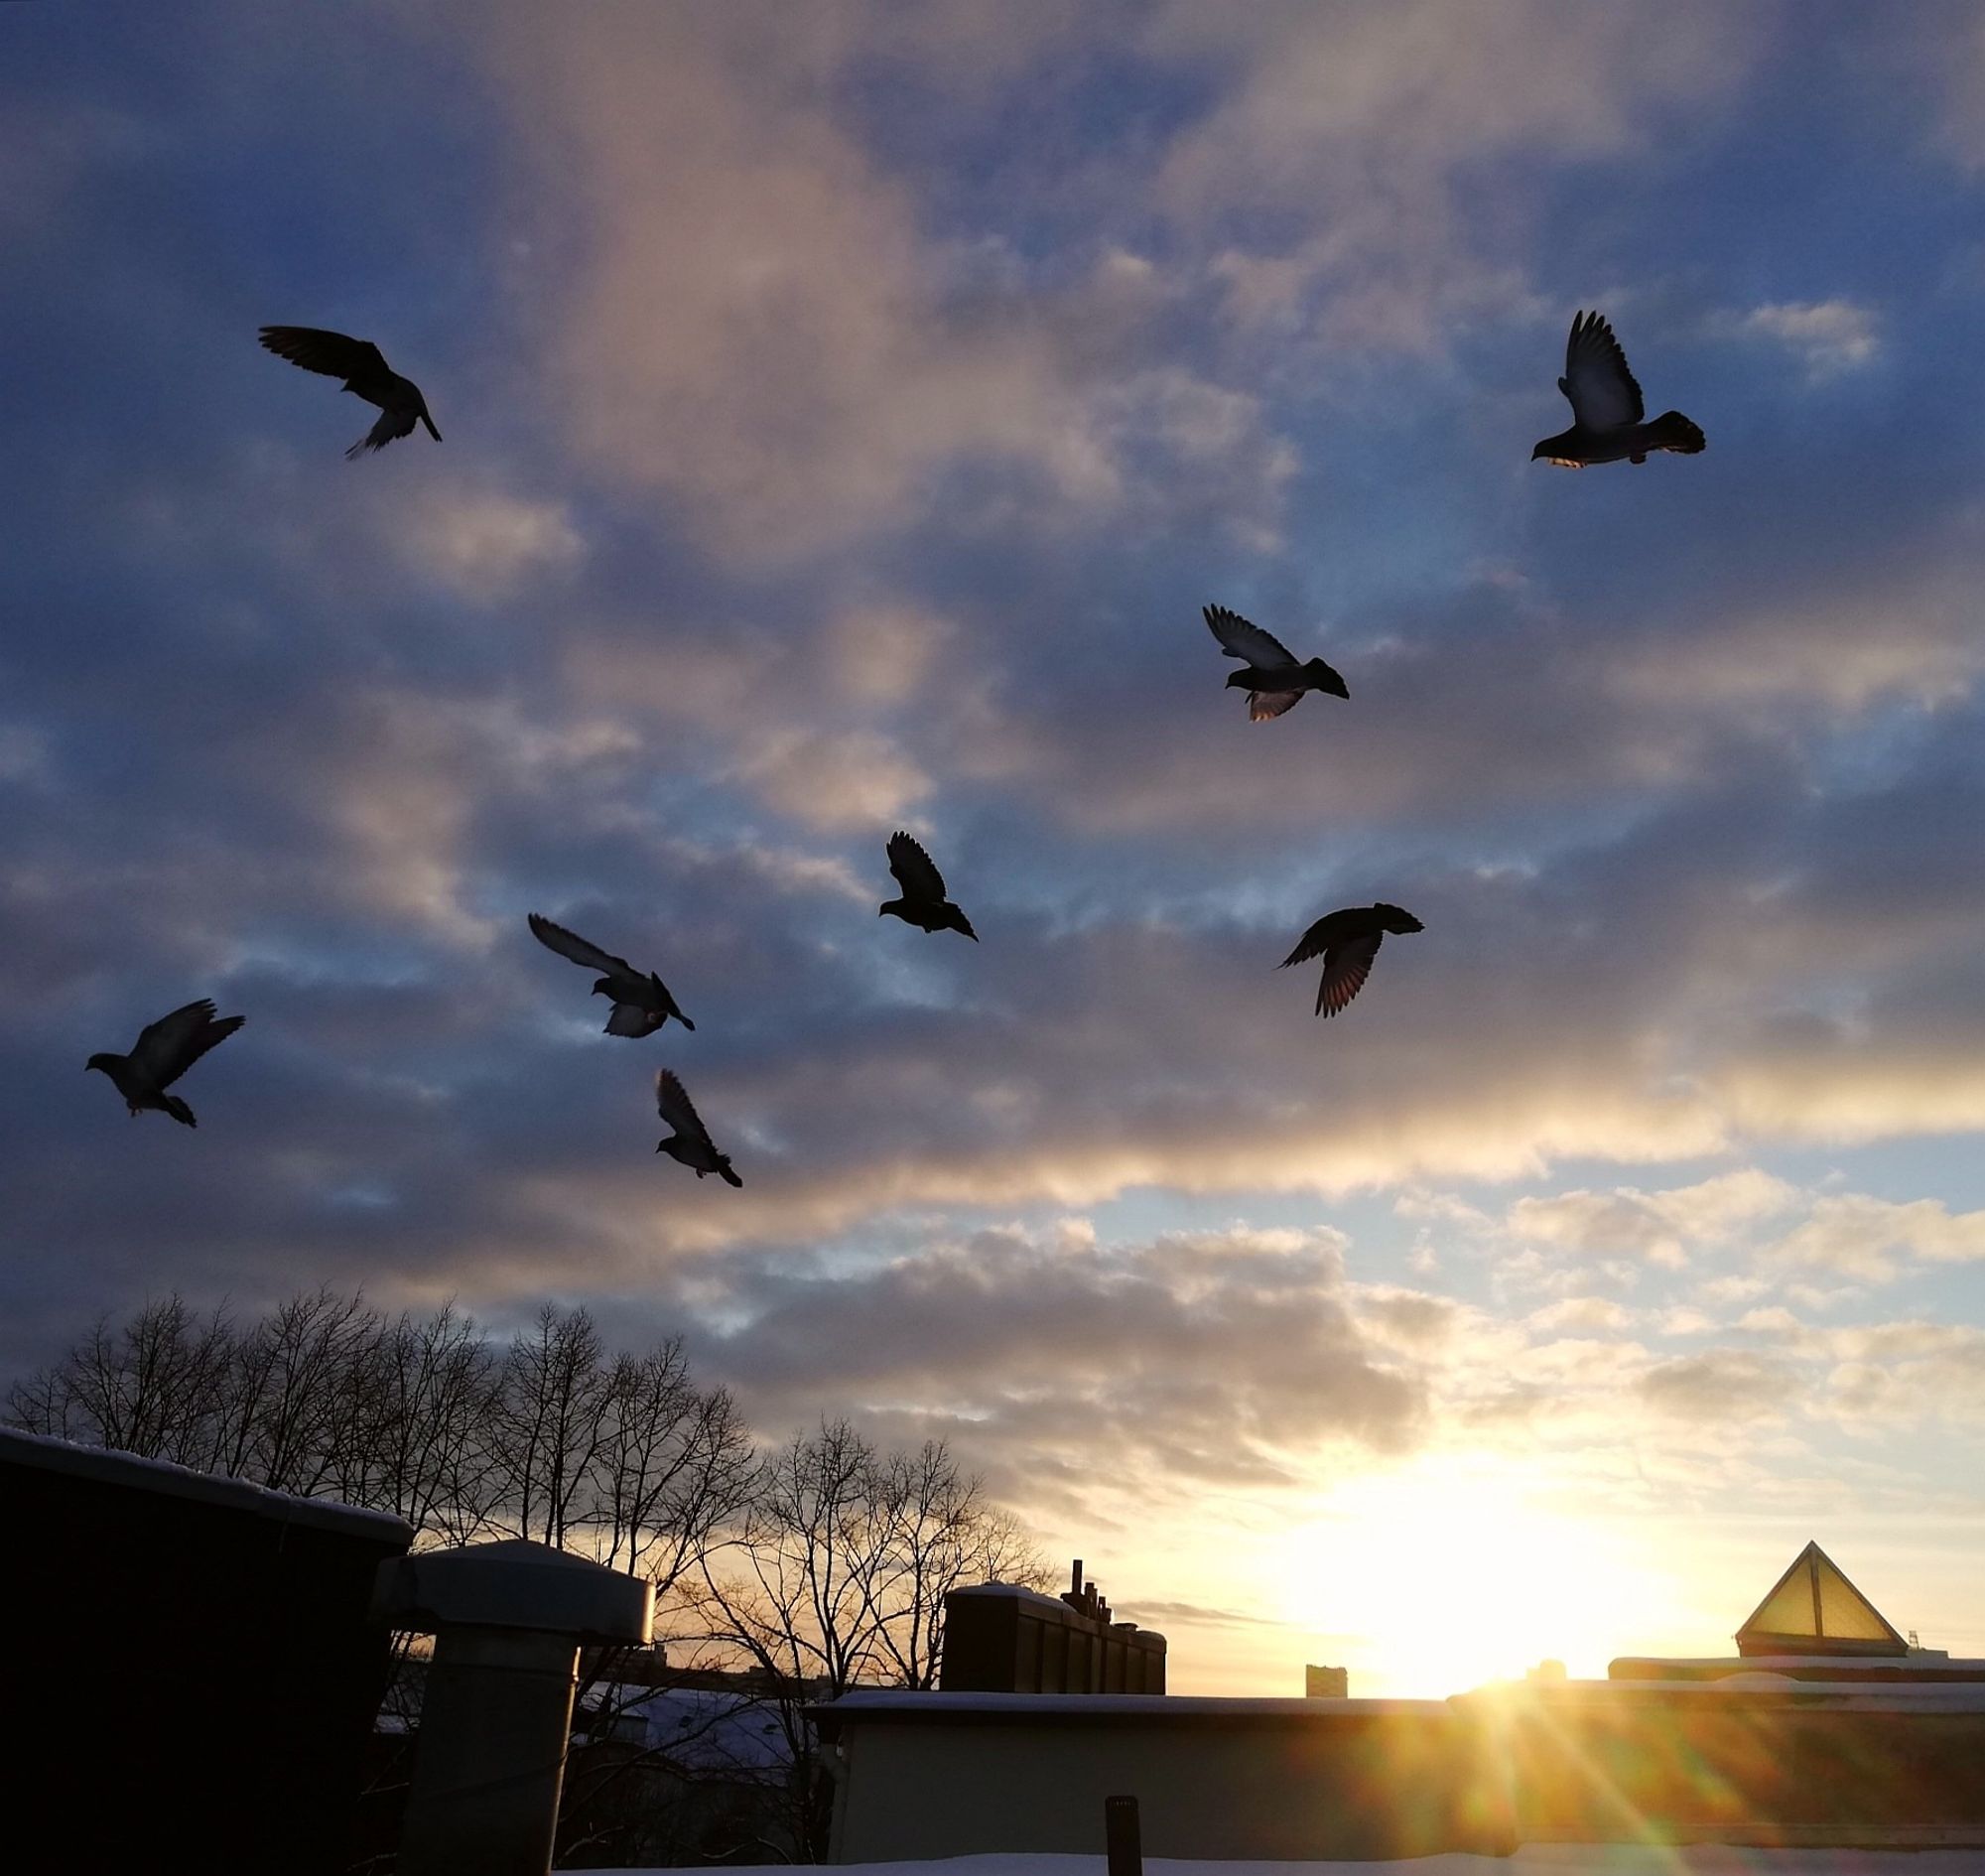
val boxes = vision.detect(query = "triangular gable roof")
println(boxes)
[1736,1541,1908,1657]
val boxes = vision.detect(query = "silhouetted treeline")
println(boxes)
[7,1289,1051,1862]
[5,1289,750,1583]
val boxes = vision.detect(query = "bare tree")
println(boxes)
[9,1294,236,1466]
[326,1301,501,1545]
[485,1304,614,1548]
[687,1422,1050,1858]
[866,1440,1052,1689]
[216,1286,375,1495]
[589,1340,753,1589]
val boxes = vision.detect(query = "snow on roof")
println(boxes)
[949,1582,1078,1613]
[1477,1675,1985,1713]
[1614,1654,1975,1674]
[591,1683,795,1773]
[0,1425,413,1542]
[819,1691,1447,1722]
[595,1846,1985,1876]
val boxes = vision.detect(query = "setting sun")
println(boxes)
[1271,1458,1686,1697]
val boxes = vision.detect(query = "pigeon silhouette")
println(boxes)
[528,913,693,1037]
[1203,604,1349,722]
[1279,904,1424,1017]
[879,832,978,940]
[259,325,442,460]
[86,1000,245,1127]
[1532,311,1703,468]
[655,1070,741,1186]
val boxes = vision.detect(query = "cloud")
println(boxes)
[1507,1172,1798,1270]
[479,7,1294,561]
[400,485,586,601]
[1767,1194,1985,1283]
[737,729,932,833]
[1638,1349,1800,1421]
[679,1224,1425,1491]
[1720,300,1881,379]
[1149,0,1761,351]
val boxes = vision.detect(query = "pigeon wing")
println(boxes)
[1204,604,1295,670]
[1280,908,1367,970]
[130,1000,244,1088]
[656,1070,717,1150]
[259,326,389,381]
[346,405,418,459]
[1559,311,1645,432]
[1249,690,1303,722]
[1316,931,1384,1017]
[528,913,638,983]
[886,831,948,902]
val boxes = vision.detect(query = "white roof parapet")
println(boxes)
[0,1424,413,1543]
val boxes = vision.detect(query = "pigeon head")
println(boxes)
[1530,439,1550,461]
[84,1053,116,1075]
[1374,902,1424,934]
[1304,658,1351,699]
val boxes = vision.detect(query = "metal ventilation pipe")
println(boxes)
[373,1539,654,1876]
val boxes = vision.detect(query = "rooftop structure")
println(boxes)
[1735,1540,1908,1657]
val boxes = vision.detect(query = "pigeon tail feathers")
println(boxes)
[1646,410,1705,455]
[163,1095,198,1128]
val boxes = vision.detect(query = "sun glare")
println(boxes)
[1272,1457,1677,1698]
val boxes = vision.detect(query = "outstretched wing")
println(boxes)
[528,913,637,982]
[130,1000,245,1088]
[1280,908,1363,970]
[346,406,418,459]
[1204,603,1295,670]
[887,831,948,902]
[656,1070,716,1149]
[259,326,388,381]
[1559,310,1645,432]
[1316,931,1384,1017]
[1249,690,1303,722]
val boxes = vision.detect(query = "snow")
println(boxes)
[0,1424,413,1541]
[587,1683,795,1772]
[821,1691,1449,1720]
[1494,1675,1985,1712]
[591,1850,1985,1876]
[1611,1654,1976,1676]
[951,1583,1086,1613]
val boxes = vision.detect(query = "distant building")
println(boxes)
[941,1559,1166,1694]
[1304,1664,1348,1698]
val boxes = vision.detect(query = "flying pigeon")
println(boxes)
[1532,311,1704,468]
[86,1000,245,1127]
[527,913,694,1037]
[1279,904,1423,1017]
[654,1070,741,1186]
[258,325,442,460]
[1203,604,1349,722]
[879,832,978,940]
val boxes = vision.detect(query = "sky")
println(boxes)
[5,0,1985,1698]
